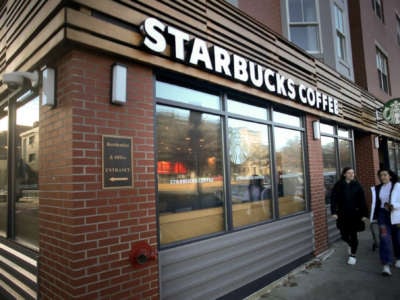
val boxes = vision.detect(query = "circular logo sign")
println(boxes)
[383,98,400,125]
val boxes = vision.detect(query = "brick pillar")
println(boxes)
[354,132,380,208]
[39,50,159,299]
[305,115,328,255]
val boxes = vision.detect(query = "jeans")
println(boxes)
[378,208,400,265]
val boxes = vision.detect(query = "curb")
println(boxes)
[244,248,336,300]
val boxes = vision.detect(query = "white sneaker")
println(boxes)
[347,256,357,265]
[382,265,392,276]
[395,260,400,269]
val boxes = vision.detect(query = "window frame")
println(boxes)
[286,0,322,54]
[320,123,355,205]
[372,0,384,22]
[0,90,39,251]
[396,14,400,47]
[334,4,346,61]
[155,74,309,248]
[376,46,391,94]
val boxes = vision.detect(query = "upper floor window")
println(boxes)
[397,15,400,46]
[334,4,346,60]
[287,0,321,53]
[376,47,390,94]
[372,0,384,22]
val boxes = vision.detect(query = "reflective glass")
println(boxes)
[156,105,224,245]
[321,137,337,204]
[338,139,353,169]
[274,127,306,216]
[396,145,400,175]
[0,109,7,237]
[227,99,268,120]
[303,0,317,22]
[228,119,272,227]
[389,147,396,172]
[290,25,320,52]
[15,97,39,248]
[156,81,220,110]
[320,123,335,135]
[273,111,301,127]
[289,0,303,22]
[338,128,350,138]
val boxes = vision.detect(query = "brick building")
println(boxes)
[0,1,399,299]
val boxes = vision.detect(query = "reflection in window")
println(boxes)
[321,137,337,204]
[320,123,354,205]
[227,99,268,120]
[229,119,272,227]
[376,47,390,94]
[0,111,8,237]
[15,97,39,247]
[156,105,224,245]
[274,127,306,217]
[155,81,220,110]
[273,111,301,127]
[338,139,353,169]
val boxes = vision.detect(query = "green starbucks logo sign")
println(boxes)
[383,98,400,125]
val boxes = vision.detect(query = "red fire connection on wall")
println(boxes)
[129,241,157,268]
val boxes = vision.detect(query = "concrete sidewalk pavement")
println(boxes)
[247,231,400,300]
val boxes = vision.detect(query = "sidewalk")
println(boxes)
[247,231,400,300]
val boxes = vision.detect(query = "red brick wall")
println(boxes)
[354,133,380,209]
[305,115,328,255]
[39,50,159,299]
[239,0,282,34]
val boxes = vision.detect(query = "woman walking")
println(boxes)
[371,168,400,276]
[331,167,368,265]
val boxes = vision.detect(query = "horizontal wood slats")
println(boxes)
[159,213,314,300]
[0,0,398,138]
[0,240,38,300]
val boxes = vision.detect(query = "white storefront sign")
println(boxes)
[140,17,340,115]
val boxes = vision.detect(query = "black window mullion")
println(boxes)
[269,124,279,219]
[221,95,233,231]
[7,98,17,239]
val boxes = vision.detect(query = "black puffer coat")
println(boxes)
[331,180,368,231]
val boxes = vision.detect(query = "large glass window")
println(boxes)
[156,79,308,246]
[229,119,272,227]
[388,141,400,175]
[320,124,354,204]
[0,94,39,249]
[321,136,337,204]
[274,126,306,217]
[288,0,321,53]
[0,108,8,237]
[156,105,224,245]
[15,98,39,247]
[376,47,390,94]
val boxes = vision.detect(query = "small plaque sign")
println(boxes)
[102,135,133,189]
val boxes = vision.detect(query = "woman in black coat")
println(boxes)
[331,167,368,265]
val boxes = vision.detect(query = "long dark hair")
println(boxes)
[377,168,398,183]
[340,167,354,180]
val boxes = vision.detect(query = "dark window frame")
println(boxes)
[0,91,39,251]
[376,46,391,94]
[372,0,385,22]
[320,122,355,205]
[155,74,309,248]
